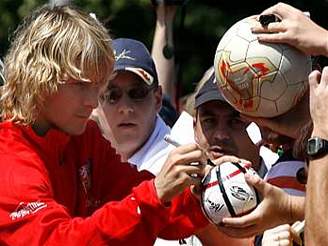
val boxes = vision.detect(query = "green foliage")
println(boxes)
[0,0,46,57]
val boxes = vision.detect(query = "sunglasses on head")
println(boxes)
[101,85,156,105]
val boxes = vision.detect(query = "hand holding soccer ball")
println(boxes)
[214,17,311,118]
[201,161,259,224]
[218,174,299,238]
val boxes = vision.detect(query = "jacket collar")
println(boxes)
[2,121,71,161]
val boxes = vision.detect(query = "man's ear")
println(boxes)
[154,85,163,113]
[193,109,199,128]
[193,110,199,143]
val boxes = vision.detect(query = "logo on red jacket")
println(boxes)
[9,201,47,220]
[79,159,92,195]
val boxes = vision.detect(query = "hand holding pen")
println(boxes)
[164,134,215,167]
[164,134,253,169]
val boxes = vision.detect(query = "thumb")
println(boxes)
[212,155,241,165]
[244,173,266,194]
[308,70,321,92]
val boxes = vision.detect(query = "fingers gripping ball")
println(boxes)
[214,17,312,117]
[201,161,259,224]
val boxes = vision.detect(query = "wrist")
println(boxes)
[325,33,328,57]
[311,126,328,140]
[287,194,294,223]
[156,19,167,27]
[317,28,328,57]
[154,178,171,207]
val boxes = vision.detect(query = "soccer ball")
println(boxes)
[214,17,312,117]
[201,161,259,224]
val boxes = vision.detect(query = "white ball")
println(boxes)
[214,17,312,118]
[201,161,259,224]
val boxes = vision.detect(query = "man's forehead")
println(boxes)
[198,100,239,117]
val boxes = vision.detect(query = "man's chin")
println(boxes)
[115,137,142,150]
[62,125,87,136]
[210,151,235,159]
[210,152,224,159]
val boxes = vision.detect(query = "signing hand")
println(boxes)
[155,144,207,204]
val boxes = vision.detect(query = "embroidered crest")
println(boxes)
[79,158,92,195]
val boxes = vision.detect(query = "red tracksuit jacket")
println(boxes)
[0,121,208,245]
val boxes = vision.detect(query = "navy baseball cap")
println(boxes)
[112,38,158,86]
[194,72,226,108]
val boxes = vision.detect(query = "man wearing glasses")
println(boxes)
[98,38,172,175]
[96,38,202,245]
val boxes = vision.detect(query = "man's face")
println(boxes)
[194,100,260,166]
[38,78,105,135]
[101,71,162,156]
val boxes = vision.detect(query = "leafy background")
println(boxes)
[0,0,327,95]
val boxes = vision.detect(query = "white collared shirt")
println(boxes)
[128,115,174,175]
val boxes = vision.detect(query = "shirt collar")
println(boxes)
[129,115,170,166]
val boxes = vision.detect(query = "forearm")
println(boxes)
[158,187,208,239]
[314,26,328,57]
[305,156,328,245]
[322,30,328,57]
[1,180,169,245]
[151,11,176,101]
[2,177,208,245]
[289,195,305,222]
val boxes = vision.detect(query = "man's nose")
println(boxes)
[117,93,134,114]
[84,86,99,109]
[213,124,230,141]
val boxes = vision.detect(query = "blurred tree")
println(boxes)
[0,0,327,94]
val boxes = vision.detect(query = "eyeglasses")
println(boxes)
[101,85,156,105]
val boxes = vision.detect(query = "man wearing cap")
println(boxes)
[193,70,307,245]
[193,71,261,170]
[94,38,200,245]
[191,70,260,245]
[98,38,172,174]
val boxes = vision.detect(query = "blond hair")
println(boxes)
[1,5,114,124]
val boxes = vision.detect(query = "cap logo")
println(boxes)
[114,49,135,61]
